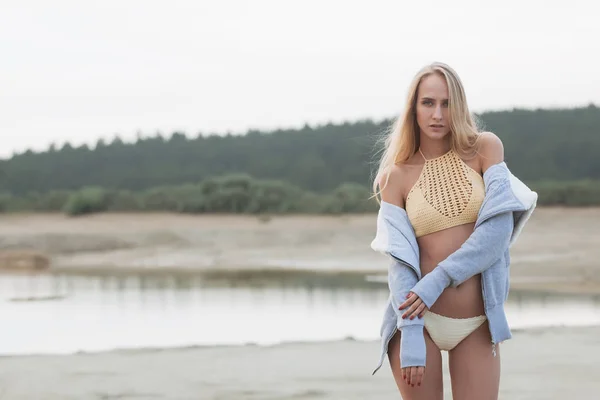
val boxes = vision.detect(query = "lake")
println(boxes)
[2,270,600,356]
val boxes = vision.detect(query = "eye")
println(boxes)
[422,100,433,106]
[442,101,449,108]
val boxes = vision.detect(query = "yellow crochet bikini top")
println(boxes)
[405,148,485,238]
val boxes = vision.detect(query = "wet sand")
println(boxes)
[0,326,597,399]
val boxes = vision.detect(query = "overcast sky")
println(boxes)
[1,0,598,158]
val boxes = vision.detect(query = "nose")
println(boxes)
[433,105,443,121]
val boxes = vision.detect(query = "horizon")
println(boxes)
[4,102,596,159]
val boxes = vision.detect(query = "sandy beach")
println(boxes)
[0,326,596,399]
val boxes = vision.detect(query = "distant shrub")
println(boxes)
[531,180,600,206]
[106,190,143,212]
[331,183,379,213]
[248,180,304,214]
[171,184,205,213]
[0,193,13,212]
[63,187,109,216]
[36,190,71,211]
[201,174,254,213]
[139,186,181,212]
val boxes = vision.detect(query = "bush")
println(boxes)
[106,190,143,212]
[36,190,71,211]
[171,184,205,213]
[2,175,600,216]
[331,183,379,213]
[63,187,109,216]
[248,180,303,214]
[201,174,254,213]
[139,187,181,212]
[0,193,14,212]
[531,180,600,206]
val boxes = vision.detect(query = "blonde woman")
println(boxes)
[370,62,537,399]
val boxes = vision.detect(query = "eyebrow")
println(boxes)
[421,97,449,101]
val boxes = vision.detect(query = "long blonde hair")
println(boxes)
[372,62,482,200]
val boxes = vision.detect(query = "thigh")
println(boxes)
[448,321,501,400]
[387,329,443,400]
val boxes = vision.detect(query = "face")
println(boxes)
[415,73,451,141]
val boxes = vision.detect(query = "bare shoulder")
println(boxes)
[379,164,407,208]
[477,131,505,173]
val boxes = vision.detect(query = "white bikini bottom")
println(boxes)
[423,311,487,351]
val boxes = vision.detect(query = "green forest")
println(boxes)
[1,105,599,215]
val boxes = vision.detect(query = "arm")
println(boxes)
[380,166,427,368]
[389,258,427,368]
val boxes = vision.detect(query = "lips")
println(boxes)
[430,124,444,128]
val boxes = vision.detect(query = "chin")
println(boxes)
[423,129,451,140]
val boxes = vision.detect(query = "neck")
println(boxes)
[418,138,451,160]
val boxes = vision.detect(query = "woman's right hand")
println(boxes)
[402,365,425,387]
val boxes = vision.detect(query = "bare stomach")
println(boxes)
[417,222,485,318]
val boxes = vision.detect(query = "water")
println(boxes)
[1,271,599,356]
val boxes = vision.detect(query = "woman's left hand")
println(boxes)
[399,292,428,319]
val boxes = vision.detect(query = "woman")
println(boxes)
[370,62,537,399]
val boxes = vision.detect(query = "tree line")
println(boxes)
[0,104,598,214]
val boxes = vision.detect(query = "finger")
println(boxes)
[398,295,416,311]
[417,366,425,387]
[407,301,423,319]
[402,367,407,383]
[412,303,427,319]
[401,297,420,316]
[402,300,417,319]
[403,299,422,319]
[418,306,428,318]
[410,367,417,387]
